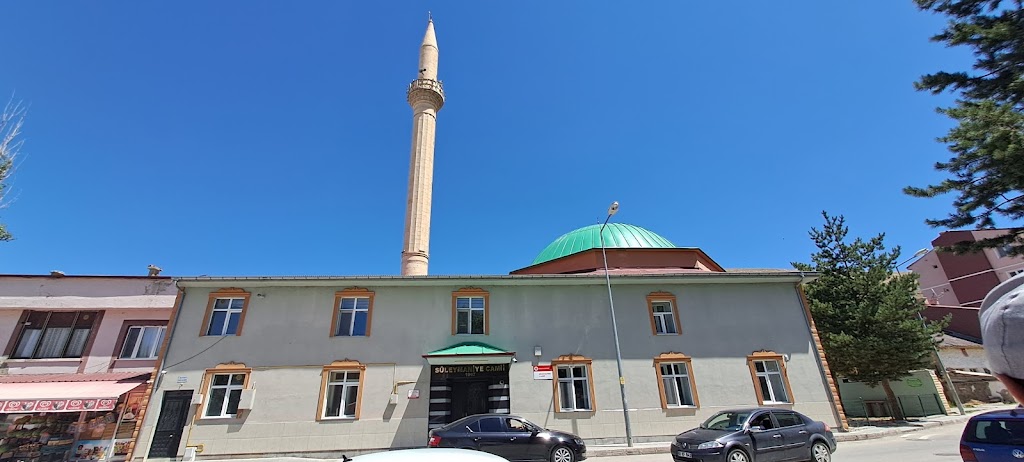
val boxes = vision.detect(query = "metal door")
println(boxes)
[147,391,192,458]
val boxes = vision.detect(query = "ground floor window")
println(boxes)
[205,373,246,418]
[747,351,793,404]
[552,355,595,412]
[654,353,700,408]
[318,360,365,420]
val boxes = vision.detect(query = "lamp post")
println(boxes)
[599,201,633,447]
[896,248,929,272]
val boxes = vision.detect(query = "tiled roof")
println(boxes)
[0,372,150,383]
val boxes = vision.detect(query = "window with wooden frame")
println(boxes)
[201,364,251,419]
[331,288,374,337]
[747,351,794,405]
[9,311,100,359]
[653,353,700,409]
[452,288,489,335]
[647,292,681,335]
[552,354,596,412]
[317,360,366,420]
[201,288,251,337]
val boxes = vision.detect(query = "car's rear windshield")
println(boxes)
[964,419,1024,445]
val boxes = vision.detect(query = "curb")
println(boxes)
[586,413,979,458]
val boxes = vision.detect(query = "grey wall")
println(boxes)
[135,280,838,460]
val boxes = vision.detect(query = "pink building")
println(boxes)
[909,229,1024,309]
[0,273,177,462]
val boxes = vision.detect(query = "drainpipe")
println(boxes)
[153,281,187,392]
[138,280,188,460]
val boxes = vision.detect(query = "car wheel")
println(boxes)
[811,441,831,462]
[550,445,574,462]
[727,449,749,462]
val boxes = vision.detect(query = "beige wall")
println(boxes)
[136,279,838,459]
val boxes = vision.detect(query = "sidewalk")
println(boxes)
[586,403,1018,458]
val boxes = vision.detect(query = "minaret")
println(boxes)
[401,18,445,276]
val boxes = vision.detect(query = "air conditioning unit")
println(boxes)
[190,393,204,406]
[237,389,256,410]
[183,447,197,462]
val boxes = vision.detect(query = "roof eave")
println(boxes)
[174,271,819,288]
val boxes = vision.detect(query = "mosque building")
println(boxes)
[130,19,845,461]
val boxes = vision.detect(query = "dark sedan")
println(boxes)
[671,408,836,462]
[427,413,587,462]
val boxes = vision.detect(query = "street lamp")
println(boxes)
[599,201,633,447]
[897,248,929,271]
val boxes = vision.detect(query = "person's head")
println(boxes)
[980,272,1024,404]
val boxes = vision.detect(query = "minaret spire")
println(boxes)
[401,19,445,276]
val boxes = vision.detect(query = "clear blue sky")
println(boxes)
[0,1,978,277]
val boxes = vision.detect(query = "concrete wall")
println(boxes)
[910,251,960,306]
[838,370,946,418]
[938,347,988,372]
[134,280,839,459]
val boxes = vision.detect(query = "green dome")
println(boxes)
[532,223,676,265]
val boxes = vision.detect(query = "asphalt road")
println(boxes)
[603,421,968,462]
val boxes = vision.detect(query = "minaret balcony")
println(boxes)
[407,79,446,107]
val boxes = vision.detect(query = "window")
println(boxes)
[996,245,1013,258]
[332,289,374,337]
[478,417,504,432]
[204,372,247,418]
[773,411,804,427]
[317,360,365,420]
[647,292,681,335]
[552,355,594,412]
[747,352,794,405]
[11,311,98,359]
[201,289,250,336]
[452,288,489,335]
[654,353,699,408]
[1008,269,1024,278]
[322,371,360,418]
[119,326,166,359]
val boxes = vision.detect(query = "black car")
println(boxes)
[427,413,587,462]
[671,408,836,462]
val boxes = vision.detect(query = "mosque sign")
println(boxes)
[431,364,508,379]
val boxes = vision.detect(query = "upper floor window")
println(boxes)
[747,351,794,405]
[332,289,374,337]
[647,292,681,335]
[120,325,166,359]
[452,288,489,335]
[996,245,1013,258]
[12,311,98,359]
[201,289,250,337]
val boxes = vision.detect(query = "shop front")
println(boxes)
[0,374,148,462]
[423,342,514,431]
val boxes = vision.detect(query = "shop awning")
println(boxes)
[0,380,144,413]
[423,341,515,365]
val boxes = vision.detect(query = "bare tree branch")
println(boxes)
[0,94,27,241]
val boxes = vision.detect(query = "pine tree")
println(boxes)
[793,212,947,420]
[906,0,1024,255]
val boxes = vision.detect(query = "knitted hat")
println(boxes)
[979,272,1024,380]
